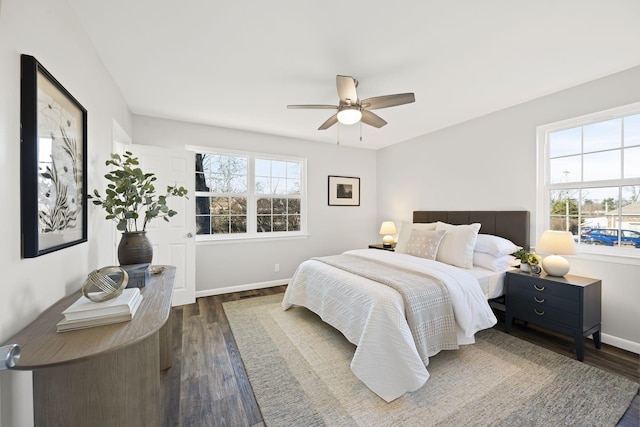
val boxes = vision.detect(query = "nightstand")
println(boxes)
[368,243,396,251]
[504,270,601,361]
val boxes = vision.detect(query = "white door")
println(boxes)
[127,144,196,306]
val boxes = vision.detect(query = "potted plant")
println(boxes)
[528,252,542,274]
[513,248,531,272]
[513,249,541,273]
[89,151,188,265]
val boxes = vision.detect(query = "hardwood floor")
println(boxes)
[161,287,639,426]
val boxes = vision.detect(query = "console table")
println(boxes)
[2,266,175,426]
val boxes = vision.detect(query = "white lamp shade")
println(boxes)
[536,230,577,255]
[379,221,397,235]
[337,107,362,125]
[536,230,576,276]
[379,221,397,245]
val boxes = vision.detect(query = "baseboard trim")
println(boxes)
[600,333,640,355]
[195,279,290,298]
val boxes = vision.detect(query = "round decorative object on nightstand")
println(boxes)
[82,266,129,302]
[541,254,571,276]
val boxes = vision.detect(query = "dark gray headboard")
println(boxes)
[413,211,530,250]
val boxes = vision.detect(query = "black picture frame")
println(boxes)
[20,54,88,258]
[328,175,360,206]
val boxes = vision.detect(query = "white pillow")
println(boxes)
[474,234,522,257]
[395,221,437,253]
[404,229,446,260]
[435,222,481,269]
[473,252,519,272]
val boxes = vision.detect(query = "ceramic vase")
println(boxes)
[118,231,153,265]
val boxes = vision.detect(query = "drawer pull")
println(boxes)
[534,297,545,303]
[533,284,546,291]
[534,309,545,316]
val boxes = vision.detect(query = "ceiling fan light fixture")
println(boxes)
[337,107,362,125]
[288,75,415,131]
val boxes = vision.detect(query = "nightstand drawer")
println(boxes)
[509,274,579,300]
[509,296,580,328]
[509,292,579,314]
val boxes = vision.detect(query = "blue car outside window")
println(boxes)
[580,229,640,248]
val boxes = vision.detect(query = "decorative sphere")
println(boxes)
[82,266,129,302]
[541,255,570,276]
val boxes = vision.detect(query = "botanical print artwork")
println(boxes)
[36,73,83,241]
[21,54,87,257]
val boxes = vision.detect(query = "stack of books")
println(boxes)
[56,288,143,332]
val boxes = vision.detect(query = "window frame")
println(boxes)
[536,102,640,261]
[189,145,308,242]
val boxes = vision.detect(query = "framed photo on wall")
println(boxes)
[328,175,360,206]
[20,54,88,258]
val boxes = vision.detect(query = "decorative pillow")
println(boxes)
[395,221,437,253]
[434,222,481,268]
[404,229,446,260]
[473,252,519,272]
[474,234,522,257]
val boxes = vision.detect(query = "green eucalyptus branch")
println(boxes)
[89,151,188,232]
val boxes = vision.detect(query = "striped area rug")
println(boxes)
[223,294,639,427]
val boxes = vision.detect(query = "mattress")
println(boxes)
[466,266,515,299]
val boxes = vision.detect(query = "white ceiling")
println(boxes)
[67,0,640,150]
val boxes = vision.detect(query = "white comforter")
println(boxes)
[281,249,497,402]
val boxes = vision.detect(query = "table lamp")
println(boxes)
[536,230,577,276]
[379,221,397,247]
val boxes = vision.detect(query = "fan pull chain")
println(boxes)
[360,121,363,142]
[337,123,340,145]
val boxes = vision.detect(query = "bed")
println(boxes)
[282,210,530,402]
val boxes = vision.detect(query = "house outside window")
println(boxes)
[193,148,306,241]
[537,102,640,255]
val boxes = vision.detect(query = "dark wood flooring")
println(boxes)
[160,287,639,427]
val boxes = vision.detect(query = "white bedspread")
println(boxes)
[281,249,497,402]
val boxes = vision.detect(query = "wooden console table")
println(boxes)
[3,266,175,426]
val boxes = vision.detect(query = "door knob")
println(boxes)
[187,232,193,238]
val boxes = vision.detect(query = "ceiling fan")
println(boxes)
[287,75,415,130]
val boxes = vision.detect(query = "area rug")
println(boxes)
[223,294,639,427]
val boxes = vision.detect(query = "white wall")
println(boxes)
[1,1,636,423]
[377,65,640,352]
[0,0,132,425]
[132,115,378,293]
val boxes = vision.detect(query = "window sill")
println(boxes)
[571,245,640,266]
[196,233,309,245]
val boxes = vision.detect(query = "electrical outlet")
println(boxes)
[274,264,280,272]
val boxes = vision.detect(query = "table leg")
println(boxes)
[574,330,585,362]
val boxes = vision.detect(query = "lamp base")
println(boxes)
[542,255,570,276]
[382,235,394,247]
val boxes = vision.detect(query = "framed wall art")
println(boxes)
[21,54,88,258]
[328,175,360,206]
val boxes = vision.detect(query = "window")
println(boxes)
[538,102,640,254]
[255,158,302,233]
[193,148,306,240]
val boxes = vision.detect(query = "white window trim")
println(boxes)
[536,102,640,264]
[187,145,308,242]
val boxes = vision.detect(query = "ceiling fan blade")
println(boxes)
[361,93,415,110]
[287,104,338,110]
[336,75,358,105]
[360,110,387,128]
[318,114,338,130]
